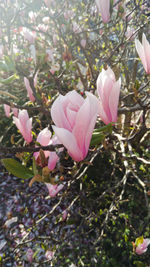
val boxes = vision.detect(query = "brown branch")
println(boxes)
[0,144,63,155]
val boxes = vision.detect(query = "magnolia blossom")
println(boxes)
[28,11,37,23]
[4,104,10,117]
[80,39,86,48]
[34,130,61,171]
[24,72,38,102]
[135,33,150,74]
[97,67,121,125]
[62,210,67,221]
[26,248,34,263]
[42,16,50,24]
[13,110,32,143]
[21,28,36,44]
[46,183,64,197]
[50,63,60,75]
[51,90,98,161]
[95,0,110,23]
[12,107,18,117]
[38,24,48,32]
[34,127,51,160]
[45,250,55,260]
[135,238,150,255]
[48,135,62,171]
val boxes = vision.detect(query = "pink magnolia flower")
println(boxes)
[21,28,36,44]
[51,90,98,162]
[46,183,64,197]
[80,39,86,48]
[26,248,34,263]
[42,16,50,24]
[4,104,10,117]
[45,250,55,260]
[13,110,32,144]
[38,24,48,32]
[28,11,37,23]
[34,129,61,171]
[34,127,51,160]
[12,107,18,117]
[24,72,38,102]
[62,210,67,221]
[95,0,110,23]
[135,238,150,255]
[50,63,60,75]
[97,67,121,125]
[48,135,62,170]
[135,33,150,74]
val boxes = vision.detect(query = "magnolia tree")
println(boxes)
[0,0,150,266]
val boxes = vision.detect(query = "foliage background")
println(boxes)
[0,0,150,266]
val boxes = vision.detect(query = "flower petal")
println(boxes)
[135,38,147,72]
[142,33,150,74]
[52,126,83,161]
[109,78,121,123]
[51,95,72,131]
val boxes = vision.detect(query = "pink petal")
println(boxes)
[65,90,84,110]
[12,107,18,117]
[143,238,150,248]
[109,78,121,123]
[66,106,77,128]
[34,70,39,87]
[18,110,29,128]
[135,38,147,72]
[52,126,83,161]
[25,118,32,143]
[51,95,72,131]
[98,101,110,125]
[48,152,58,170]
[37,127,51,146]
[4,104,10,117]
[80,39,86,48]
[96,0,110,23]
[13,116,23,134]
[73,93,98,157]
[142,33,150,74]
[24,77,35,102]
[46,183,64,197]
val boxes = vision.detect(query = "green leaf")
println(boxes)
[133,261,145,267]
[0,74,18,85]
[1,158,33,179]
[93,123,113,134]
[90,123,113,146]
[4,55,16,71]
[135,236,144,247]
[90,132,105,146]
